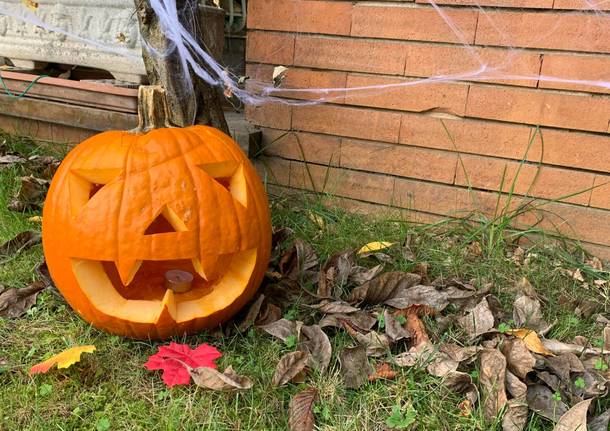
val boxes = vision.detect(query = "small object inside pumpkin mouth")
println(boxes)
[164,269,194,293]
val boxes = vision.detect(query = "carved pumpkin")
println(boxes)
[42,87,271,339]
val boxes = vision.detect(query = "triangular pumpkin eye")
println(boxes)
[69,168,122,217]
[144,206,187,235]
[198,161,247,207]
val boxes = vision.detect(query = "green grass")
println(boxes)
[1,135,609,430]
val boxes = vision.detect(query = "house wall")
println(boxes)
[245,0,610,257]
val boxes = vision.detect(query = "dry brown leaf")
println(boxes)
[443,370,479,406]
[272,351,310,387]
[589,409,610,431]
[505,370,527,399]
[458,297,495,338]
[348,272,421,305]
[552,398,592,431]
[368,362,397,382]
[384,309,411,342]
[318,311,377,331]
[458,399,473,417]
[394,341,434,368]
[501,338,535,380]
[298,325,331,373]
[308,300,360,314]
[339,345,373,389]
[0,230,41,256]
[542,339,602,356]
[0,281,46,318]
[502,399,528,431]
[189,365,253,390]
[238,294,266,332]
[279,239,318,281]
[288,387,318,431]
[397,304,434,348]
[384,284,450,310]
[259,318,299,342]
[513,295,548,333]
[318,249,355,297]
[256,302,282,326]
[427,352,459,378]
[8,176,48,211]
[480,348,508,421]
[355,331,390,357]
[526,384,568,422]
[349,264,384,286]
[506,329,554,356]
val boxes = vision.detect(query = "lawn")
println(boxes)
[1,132,609,431]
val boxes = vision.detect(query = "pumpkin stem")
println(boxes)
[132,85,174,133]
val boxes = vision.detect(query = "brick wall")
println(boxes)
[245,0,610,258]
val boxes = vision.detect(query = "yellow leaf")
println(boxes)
[21,0,38,10]
[357,241,394,255]
[506,329,553,356]
[29,345,96,375]
[28,216,42,223]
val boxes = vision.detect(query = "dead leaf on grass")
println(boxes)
[480,348,508,421]
[8,176,48,211]
[0,281,46,318]
[355,331,391,357]
[259,318,300,342]
[400,304,434,347]
[189,365,253,390]
[317,249,355,297]
[318,311,377,331]
[238,294,266,332]
[256,302,282,326]
[506,329,554,356]
[501,338,535,380]
[458,297,496,338]
[339,345,373,389]
[542,339,601,356]
[443,370,479,406]
[513,294,549,333]
[308,300,360,314]
[394,342,434,368]
[384,309,411,342]
[348,272,421,305]
[384,284,449,310]
[272,351,310,387]
[279,239,318,281]
[526,384,568,422]
[0,154,25,168]
[288,387,318,431]
[349,264,384,286]
[0,230,41,256]
[589,409,610,431]
[368,362,396,382]
[298,325,331,373]
[502,399,529,431]
[552,398,592,431]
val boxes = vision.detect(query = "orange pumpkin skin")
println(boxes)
[42,126,271,339]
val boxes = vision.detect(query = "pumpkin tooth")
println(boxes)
[155,289,177,327]
[191,258,208,281]
[116,259,142,286]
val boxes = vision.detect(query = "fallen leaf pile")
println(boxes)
[227,231,610,430]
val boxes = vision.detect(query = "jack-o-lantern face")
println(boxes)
[42,126,271,339]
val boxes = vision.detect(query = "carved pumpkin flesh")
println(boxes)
[42,126,271,339]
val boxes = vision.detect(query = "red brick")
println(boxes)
[246,31,295,65]
[292,105,402,142]
[247,0,352,35]
[417,0,552,7]
[245,102,292,130]
[400,114,536,158]
[591,174,610,210]
[475,11,610,54]
[455,154,595,205]
[339,139,458,184]
[539,54,610,94]
[261,129,342,164]
[404,44,541,87]
[345,74,468,115]
[400,115,610,173]
[351,4,478,44]
[553,0,610,10]
[465,85,610,133]
[246,64,347,103]
[294,36,407,76]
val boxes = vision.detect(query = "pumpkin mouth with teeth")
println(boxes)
[42,126,271,339]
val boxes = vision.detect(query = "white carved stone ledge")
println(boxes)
[0,0,146,82]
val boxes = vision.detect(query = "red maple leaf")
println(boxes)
[144,342,222,387]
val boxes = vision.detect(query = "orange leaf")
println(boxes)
[29,345,96,375]
[505,329,553,356]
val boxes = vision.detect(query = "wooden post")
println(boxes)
[134,0,229,134]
